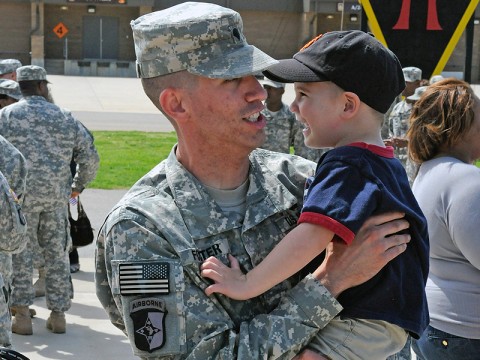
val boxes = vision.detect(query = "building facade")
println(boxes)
[1,0,479,81]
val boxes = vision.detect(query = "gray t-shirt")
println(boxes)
[413,157,480,339]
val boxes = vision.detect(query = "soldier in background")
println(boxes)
[0,135,27,349]
[0,65,99,335]
[385,66,422,185]
[0,60,22,81]
[261,79,327,162]
[95,3,411,358]
[429,74,444,85]
[0,80,21,109]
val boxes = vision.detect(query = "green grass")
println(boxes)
[88,131,177,189]
[87,131,480,189]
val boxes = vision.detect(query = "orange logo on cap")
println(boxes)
[300,33,325,51]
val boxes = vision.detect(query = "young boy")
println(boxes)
[200,31,429,359]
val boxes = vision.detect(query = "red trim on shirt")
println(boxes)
[298,212,355,244]
[348,142,394,158]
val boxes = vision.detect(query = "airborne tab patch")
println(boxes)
[119,262,169,295]
[130,297,167,353]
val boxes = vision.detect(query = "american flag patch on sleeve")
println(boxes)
[119,262,170,295]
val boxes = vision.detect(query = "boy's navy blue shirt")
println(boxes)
[300,143,429,338]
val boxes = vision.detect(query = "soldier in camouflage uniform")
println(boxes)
[0,80,21,109]
[0,60,22,81]
[95,3,411,359]
[385,67,422,186]
[261,79,327,162]
[0,135,27,348]
[0,65,99,335]
[384,67,422,359]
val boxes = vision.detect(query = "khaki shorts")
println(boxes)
[307,316,408,360]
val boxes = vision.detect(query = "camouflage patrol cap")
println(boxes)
[0,79,22,100]
[403,67,422,82]
[16,65,49,82]
[131,2,278,79]
[429,74,444,85]
[407,85,427,101]
[0,59,22,75]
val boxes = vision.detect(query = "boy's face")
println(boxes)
[290,81,345,148]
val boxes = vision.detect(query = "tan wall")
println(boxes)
[44,4,139,61]
[1,1,480,81]
[240,11,303,59]
[0,3,31,65]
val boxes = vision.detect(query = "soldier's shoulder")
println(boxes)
[251,148,316,175]
[391,100,405,112]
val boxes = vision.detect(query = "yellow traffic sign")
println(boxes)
[53,22,69,39]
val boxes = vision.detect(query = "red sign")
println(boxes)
[53,22,69,39]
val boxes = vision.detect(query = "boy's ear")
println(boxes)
[342,92,361,117]
[159,88,188,120]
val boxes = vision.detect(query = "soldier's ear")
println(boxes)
[38,81,49,99]
[159,87,187,120]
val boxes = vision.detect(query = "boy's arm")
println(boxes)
[96,211,410,359]
[202,223,333,299]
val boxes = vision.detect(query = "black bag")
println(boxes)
[0,347,30,360]
[68,197,94,247]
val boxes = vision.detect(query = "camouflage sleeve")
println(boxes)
[96,217,342,359]
[0,170,27,252]
[95,224,127,334]
[381,116,390,140]
[386,103,401,139]
[235,275,342,359]
[382,101,394,139]
[71,117,99,193]
[0,135,27,201]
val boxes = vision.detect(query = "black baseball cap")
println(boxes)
[263,30,405,114]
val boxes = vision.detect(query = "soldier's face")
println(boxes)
[402,81,419,97]
[183,75,268,154]
[0,72,15,81]
[0,97,16,108]
[264,85,284,102]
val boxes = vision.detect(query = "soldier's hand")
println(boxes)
[383,138,394,147]
[391,137,408,148]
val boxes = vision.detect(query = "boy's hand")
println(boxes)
[201,254,251,300]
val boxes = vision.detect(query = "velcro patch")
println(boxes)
[119,262,169,295]
[130,297,167,353]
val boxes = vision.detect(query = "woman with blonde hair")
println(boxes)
[408,78,480,359]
